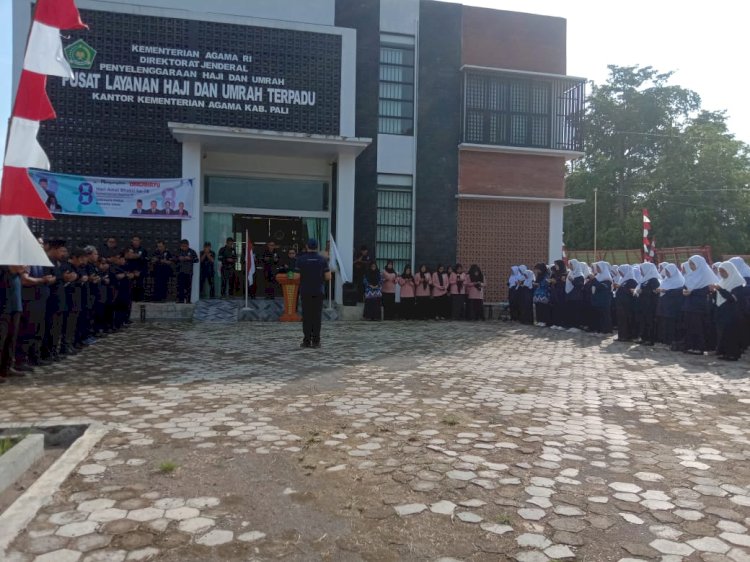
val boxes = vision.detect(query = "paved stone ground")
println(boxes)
[2,321,750,562]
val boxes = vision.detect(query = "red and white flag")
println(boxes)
[5,118,50,170]
[0,0,86,220]
[642,208,655,262]
[23,21,74,79]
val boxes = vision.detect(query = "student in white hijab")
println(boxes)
[656,263,686,349]
[631,264,643,283]
[517,269,535,325]
[727,257,750,350]
[590,262,614,333]
[508,266,522,321]
[561,259,586,331]
[637,262,662,346]
[714,261,747,361]
[682,255,718,354]
[729,256,750,283]
[615,265,639,342]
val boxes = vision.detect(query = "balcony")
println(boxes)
[460,66,586,158]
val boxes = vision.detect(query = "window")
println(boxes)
[376,174,413,273]
[379,35,415,135]
[204,177,328,212]
[463,72,585,152]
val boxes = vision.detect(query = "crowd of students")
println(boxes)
[507,256,750,361]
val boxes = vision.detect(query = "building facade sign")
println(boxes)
[52,9,343,136]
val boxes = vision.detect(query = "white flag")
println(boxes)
[4,117,50,170]
[247,239,256,286]
[0,215,53,266]
[329,236,349,283]
[24,21,74,79]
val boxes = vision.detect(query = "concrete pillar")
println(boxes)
[181,142,202,303]
[334,151,356,304]
[548,201,565,264]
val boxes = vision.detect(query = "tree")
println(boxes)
[565,65,750,256]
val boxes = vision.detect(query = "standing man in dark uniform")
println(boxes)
[126,236,148,301]
[218,237,238,298]
[150,240,173,302]
[42,240,73,361]
[0,266,26,380]
[19,263,55,368]
[263,241,282,299]
[200,242,216,299]
[297,239,330,349]
[175,239,198,303]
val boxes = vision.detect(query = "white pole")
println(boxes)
[593,188,598,261]
[244,229,249,309]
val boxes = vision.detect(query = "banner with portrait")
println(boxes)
[28,170,195,219]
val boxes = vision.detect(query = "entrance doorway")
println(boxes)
[202,211,329,299]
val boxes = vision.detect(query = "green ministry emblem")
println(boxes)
[65,39,97,70]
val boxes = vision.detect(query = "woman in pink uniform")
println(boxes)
[432,264,450,320]
[398,266,416,320]
[414,265,433,320]
[466,264,485,321]
[381,260,398,320]
[449,263,467,320]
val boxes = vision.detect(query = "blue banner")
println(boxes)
[29,170,195,219]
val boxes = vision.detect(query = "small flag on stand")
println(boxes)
[246,235,256,286]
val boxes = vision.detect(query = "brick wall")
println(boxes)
[459,151,566,198]
[461,6,566,74]
[457,199,549,302]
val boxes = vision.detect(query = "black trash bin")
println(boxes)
[342,282,358,306]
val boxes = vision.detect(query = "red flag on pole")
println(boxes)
[34,0,88,30]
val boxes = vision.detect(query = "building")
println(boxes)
[12,0,585,303]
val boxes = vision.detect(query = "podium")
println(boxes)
[275,273,301,322]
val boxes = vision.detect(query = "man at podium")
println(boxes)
[296,239,330,349]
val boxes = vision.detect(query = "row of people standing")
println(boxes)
[507,256,750,361]
[362,262,487,321]
[0,238,141,382]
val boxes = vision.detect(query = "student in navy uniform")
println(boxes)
[682,255,717,355]
[590,261,613,334]
[175,239,199,304]
[637,262,661,346]
[562,260,585,329]
[218,237,238,298]
[656,263,685,350]
[126,236,148,301]
[297,239,331,348]
[100,237,120,264]
[200,242,216,299]
[151,240,173,302]
[614,265,638,342]
[0,266,26,381]
[714,261,747,361]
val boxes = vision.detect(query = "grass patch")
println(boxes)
[442,415,460,426]
[0,436,19,456]
[495,513,512,524]
[158,460,178,474]
[512,387,528,394]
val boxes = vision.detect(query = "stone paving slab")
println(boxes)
[1,321,749,561]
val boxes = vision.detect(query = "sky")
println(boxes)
[0,0,749,154]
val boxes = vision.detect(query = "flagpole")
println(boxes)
[244,229,249,309]
[593,187,598,261]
